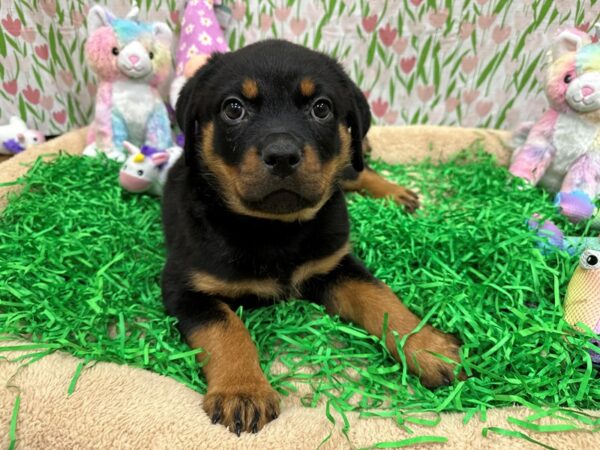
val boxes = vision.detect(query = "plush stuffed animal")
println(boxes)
[119,141,182,196]
[169,0,229,108]
[528,214,600,254]
[83,6,174,162]
[510,26,600,226]
[0,116,45,155]
[563,246,600,365]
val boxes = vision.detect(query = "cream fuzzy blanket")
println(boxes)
[1,127,598,449]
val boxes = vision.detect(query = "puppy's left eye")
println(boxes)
[311,98,332,121]
[221,98,246,124]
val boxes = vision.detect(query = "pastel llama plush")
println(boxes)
[169,0,229,108]
[83,6,174,162]
[510,27,600,226]
[0,116,45,155]
[119,141,182,196]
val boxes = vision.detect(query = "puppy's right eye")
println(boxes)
[221,98,246,123]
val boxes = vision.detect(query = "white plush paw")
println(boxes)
[105,149,127,163]
[82,143,100,157]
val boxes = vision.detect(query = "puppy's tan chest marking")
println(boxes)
[291,242,350,287]
[188,242,350,298]
[189,272,282,298]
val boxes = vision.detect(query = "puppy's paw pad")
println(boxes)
[406,327,463,389]
[203,384,280,435]
[389,186,420,212]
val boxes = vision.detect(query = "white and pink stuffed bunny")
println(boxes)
[119,142,182,196]
[510,26,600,226]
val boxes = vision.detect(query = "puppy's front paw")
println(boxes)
[388,185,420,213]
[405,326,463,389]
[203,383,280,435]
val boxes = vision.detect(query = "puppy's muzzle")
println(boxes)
[260,133,303,179]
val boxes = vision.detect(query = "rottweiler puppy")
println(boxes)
[162,40,461,435]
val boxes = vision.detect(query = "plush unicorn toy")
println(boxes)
[83,6,174,162]
[119,142,182,196]
[510,26,600,226]
[0,116,45,155]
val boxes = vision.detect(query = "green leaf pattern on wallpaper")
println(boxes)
[0,0,598,134]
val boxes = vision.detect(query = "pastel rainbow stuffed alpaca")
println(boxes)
[119,141,182,196]
[564,247,600,364]
[83,6,174,162]
[510,26,600,226]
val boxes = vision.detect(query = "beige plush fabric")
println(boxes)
[0,127,87,210]
[368,126,512,166]
[1,127,598,449]
[0,341,598,449]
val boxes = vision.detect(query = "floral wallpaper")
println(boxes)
[0,0,598,135]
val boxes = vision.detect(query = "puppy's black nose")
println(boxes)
[261,141,302,178]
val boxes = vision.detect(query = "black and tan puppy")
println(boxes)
[162,40,461,435]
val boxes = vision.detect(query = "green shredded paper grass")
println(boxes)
[1,150,599,448]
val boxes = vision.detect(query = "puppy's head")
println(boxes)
[176,40,370,222]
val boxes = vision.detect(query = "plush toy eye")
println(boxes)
[149,51,154,60]
[581,250,600,269]
[221,98,245,123]
[564,73,573,84]
[112,47,119,56]
[311,98,333,121]
[137,170,144,176]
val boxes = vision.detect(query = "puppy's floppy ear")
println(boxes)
[346,83,371,172]
[175,53,224,167]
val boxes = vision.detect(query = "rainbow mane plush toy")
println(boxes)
[83,6,174,162]
[0,116,44,155]
[510,26,600,227]
[119,141,182,196]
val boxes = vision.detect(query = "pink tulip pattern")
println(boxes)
[0,0,594,132]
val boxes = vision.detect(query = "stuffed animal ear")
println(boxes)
[552,29,590,59]
[152,22,173,46]
[9,116,25,127]
[151,152,170,166]
[125,6,140,20]
[123,141,139,156]
[87,5,116,33]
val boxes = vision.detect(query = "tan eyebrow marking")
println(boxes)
[299,77,316,97]
[241,78,259,99]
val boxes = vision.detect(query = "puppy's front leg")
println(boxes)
[304,256,462,388]
[166,290,279,435]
